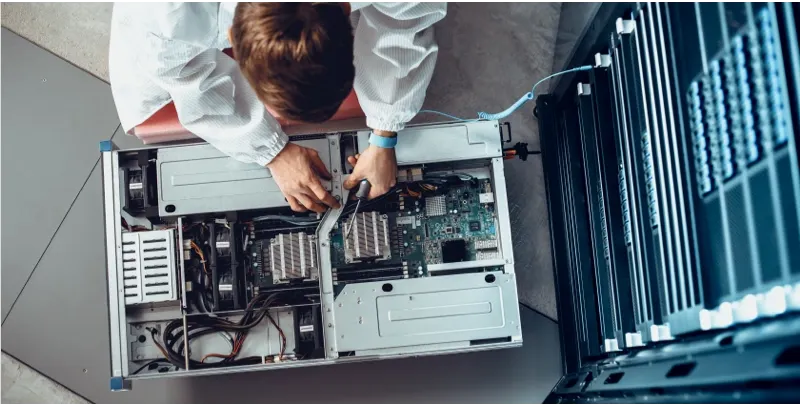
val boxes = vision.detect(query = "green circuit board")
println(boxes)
[330,178,501,281]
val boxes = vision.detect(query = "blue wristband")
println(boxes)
[369,132,398,148]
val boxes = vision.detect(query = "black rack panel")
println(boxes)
[539,3,800,391]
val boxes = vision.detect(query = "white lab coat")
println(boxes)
[109,2,447,166]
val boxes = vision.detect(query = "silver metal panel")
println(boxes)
[316,188,350,359]
[356,121,503,165]
[102,151,125,377]
[490,158,517,274]
[156,139,333,216]
[333,271,522,353]
[427,258,506,273]
[376,287,501,336]
[121,230,178,305]
[0,29,121,320]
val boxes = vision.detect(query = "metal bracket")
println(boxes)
[499,122,512,144]
[615,18,635,35]
[99,140,114,152]
[109,376,132,392]
[577,83,592,96]
[594,53,612,68]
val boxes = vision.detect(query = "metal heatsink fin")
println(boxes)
[425,195,447,217]
[121,229,177,305]
[269,232,318,283]
[344,211,391,263]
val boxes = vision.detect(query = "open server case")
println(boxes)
[540,2,800,403]
[101,121,523,389]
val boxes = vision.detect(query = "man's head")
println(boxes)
[231,3,354,123]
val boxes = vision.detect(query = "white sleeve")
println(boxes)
[135,3,287,166]
[353,3,447,133]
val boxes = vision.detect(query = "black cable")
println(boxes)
[131,358,169,375]
[160,292,282,370]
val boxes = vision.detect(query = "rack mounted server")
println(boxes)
[539,2,800,402]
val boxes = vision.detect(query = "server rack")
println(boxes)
[540,3,800,402]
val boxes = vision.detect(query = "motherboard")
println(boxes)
[329,176,502,284]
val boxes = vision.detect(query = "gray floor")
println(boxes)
[2,3,567,403]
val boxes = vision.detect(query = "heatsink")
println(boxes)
[121,229,177,305]
[269,232,318,283]
[344,211,391,263]
[425,195,446,217]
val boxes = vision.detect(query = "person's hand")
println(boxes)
[267,143,340,213]
[343,144,397,199]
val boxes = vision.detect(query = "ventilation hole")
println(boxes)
[165,204,176,213]
[719,335,734,347]
[666,362,696,378]
[775,345,800,366]
[604,372,624,384]
[138,335,147,343]
[485,274,496,283]
[382,283,393,292]
[563,377,579,389]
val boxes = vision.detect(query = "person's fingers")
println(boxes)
[309,180,340,208]
[343,172,365,190]
[308,151,332,180]
[347,156,357,167]
[368,185,389,200]
[286,195,307,212]
[297,193,326,213]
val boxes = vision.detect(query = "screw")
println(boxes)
[357,298,362,304]
[326,307,331,312]
[333,169,338,173]
[358,317,363,324]
[41,78,47,83]
[330,347,335,352]
[328,323,333,328]
[338,303,343,307]
[321,242,327,247]
[409,296,413,301]
[83,369,88,373]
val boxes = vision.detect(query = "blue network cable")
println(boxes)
[417,65,594,122]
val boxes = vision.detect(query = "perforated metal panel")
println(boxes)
[120,230,177,305]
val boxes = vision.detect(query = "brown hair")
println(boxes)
[231,3,355,123]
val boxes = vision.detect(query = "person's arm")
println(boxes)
[344,3,447,198]
[121,3,337,213]
[132,3,287,166]
[353,2,447,133]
